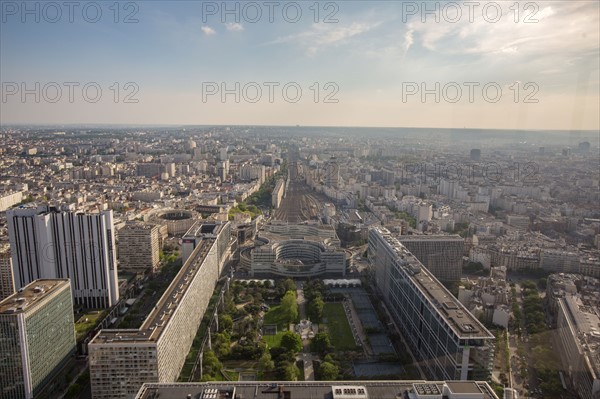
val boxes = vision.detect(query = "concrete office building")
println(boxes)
[118,223,161,273]
[240,221,347,278]
[0,279,76,399]
[0,244,15,300]
[398,235,464,281]
[135,381,500,399]
[88,222,232,399]
[369,227,495,381]
[181,221,233,263]
[555,295,600,399]
[7,205,119,308]
[136,163,164,178]
[250,239,347,278]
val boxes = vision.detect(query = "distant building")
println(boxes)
[578,141,591,153]
[132,190,163,202]
[217,160,229,181]
[325,158,340,188]
[118,223,161,273]
[147,208,199,235]
[136,163,164,178]
[271,178,285,209]
[398,235,464,281]
[0,191,24,212]
[0,279,76,399]
[506,215,530,231]
[240,164,266,184]
[470,149,481,161]
[369,227,494,381]
[7,205,119,308]
[540,249,579,273]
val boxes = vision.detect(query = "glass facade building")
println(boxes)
[369,227,494,381]
[0,279,75,399]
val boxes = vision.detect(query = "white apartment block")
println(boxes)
[89,222,231,399]
[7,205,119,308]
[0,191,24,212]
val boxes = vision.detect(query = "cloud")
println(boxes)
[225,22,244,32]
[405,3,598,58]
[404,29,414,52]
[201,26,216,36]
[266,21,381,56]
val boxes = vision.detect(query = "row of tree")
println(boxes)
[304,280,326,322]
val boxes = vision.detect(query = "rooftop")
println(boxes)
[0,279,70,314]
[398,235,464,242]
[90,237,215,344]
[135,381,499,399]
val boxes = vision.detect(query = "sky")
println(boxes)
[0,0,599,129]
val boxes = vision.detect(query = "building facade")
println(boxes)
[0,279,76,399]
[555,295,600,399]
[398,235,464,281]
[243,222,347,278]
[88,222,231,399]
[369,227,494,381]
[7,205,119,308]
[250,239,346,278]
[0,244,15,301]
[271,178,285,209]
[118,223,161,273]
[0,191,24,212]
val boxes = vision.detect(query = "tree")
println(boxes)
[219,314,233,332]
[258,352,275,377]
[308,295,324,322]
[276,360,299,381]
[65,383,82,399]
[319,361,339,380]
[280,331,303,354]
[202,350,222,377]
[310,332,332,354]
[281,291,299,324]
[214,332,231,358]
[283,278,296,291]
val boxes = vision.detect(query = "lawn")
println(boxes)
[75,310,107,341]
[263,332,284,348]
[264,305,291,330]
[322,303,357,351]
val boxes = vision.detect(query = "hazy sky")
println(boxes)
[1,1,598,129]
